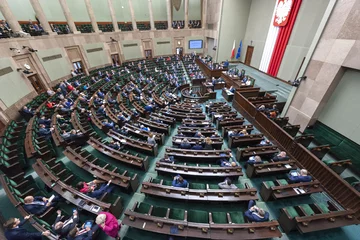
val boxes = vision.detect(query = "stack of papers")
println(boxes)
[293,188,305,194]
[284,164,292,169]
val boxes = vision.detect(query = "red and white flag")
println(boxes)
[230,40,236,59]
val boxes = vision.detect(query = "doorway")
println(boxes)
[244,46,254,65]
[111,54,120,66]
[144,50,152,59]
[27,74,46,94]
[176,47,183,56]
[73,61,84,73]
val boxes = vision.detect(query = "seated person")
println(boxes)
[172,175,188,188]
[57,114,70,127]
[288,169,312,183]
[246,155,263,167]
[23,195,62,215]
[53,209,79,237]
[159,155,175,163]
[107,140,122,150]
[97,105,106,115]
[144,104,154,113]
[147,133,156,145]
[4,216,51,240]
[107,96,116,104]
[97,90,105,99]
[191,142,203,150]
[229,86,235,93]
[38,124,54,139]
[67,221,99,240]
[61,130,71,140]
[272,151,289,162]
[94,97,103,105]
[76,180,114,199]
[140,125,150,131]
[218,177,237,189]
[256,139,271,147]
[244,200,269,222]
[180,138,191,149]
[22,106,35,116]
[102,119,115,130]
[228,130,238,137]
[238,129,248,136]
[219,158,238,167]
[257,105,266,112]
[38,115,51,127]
[193,131,204,138]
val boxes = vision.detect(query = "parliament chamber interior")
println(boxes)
[0,0,359,239]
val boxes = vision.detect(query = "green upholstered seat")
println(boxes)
[169,208,185,220]
[189,183,206,189]
[162,180,173,186]
[278,179,288,185]
[263,161,269,163]
[264,181,275,188]
[151,178,162,184]
[208,184,220,189]
[186,163,197,166]
[300,204,315,216]
[235,183,245,189]
[284,206,299,218]
[211,212,227,224]
[152,206,167,218]
[229,212,245,223]
[317,203,330,213]
[135,202,151,214]
[188,210,209,223]
[198,163,209,167]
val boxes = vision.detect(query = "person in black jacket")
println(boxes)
[67,221,99,240]
[52,209,79,238]
[4,215,51,240]
[23,195,61,215]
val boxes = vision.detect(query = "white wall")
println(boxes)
[241,0,276,68]
[277,0,330,81]
[318,69,360,145]
[216,0,251,62]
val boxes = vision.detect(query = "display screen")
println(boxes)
[189,40,203,49]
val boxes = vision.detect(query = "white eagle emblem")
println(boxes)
[274,0,293,25]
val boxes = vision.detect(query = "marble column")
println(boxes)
[29,0,56,35]
[166,0,172,29]
[107,0,120,32]
[148,0,155,30]
[0,0,22,33]
[184,0,189,29]
[58,0,80,34]
[84,0,100,33]
[202,0,207,29]
[128,0,137,31]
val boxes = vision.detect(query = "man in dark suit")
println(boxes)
[4,215,51,240]
[53,209,79,238]
[23,195,61,215]
[67,221,99,240]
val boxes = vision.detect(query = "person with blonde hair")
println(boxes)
[204,137,213,150]
[95,212,120,239]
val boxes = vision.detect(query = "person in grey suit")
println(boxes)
[53,209,79,238]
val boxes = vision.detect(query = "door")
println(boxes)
[145,50,152,59]
[28,74,45,94]
[111,54,120,66]
[244,46,254,65]
[73,61,84,73]
[176,47,183,56]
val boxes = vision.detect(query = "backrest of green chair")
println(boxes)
[169,208,185,220]
[151,206,167,218]
[229,212,245,224]
[211,212,227,224]
[188,210,209,223]
[135,202,151,214]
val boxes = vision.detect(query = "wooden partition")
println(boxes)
[233,91,360,220]
[233,92,257,117]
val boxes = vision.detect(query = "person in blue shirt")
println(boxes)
[23,195,62,215]
[140,125,150,131]
[229,86,235,93]
[114,83,121,92]
[105,76,111,82]
[22,106,35,116]
[102,119,115,130]
[288,169,312,183]
[193,131,204,138]
[107,96,116,105]
[245,155,263,168]
[97,90,105,99]
[73,80,80,87]
[256,139,271,147]
[117,113,126,122]
[67,221,99,240]
[228,130,238,138]
[97,105,106,115]
[244,200,269,222]
[172,175,188,188]
[94,97,103,106]
[4,215,51,240]
[144,104,154,113]
[180,138,191,149]
[192,142,203,150]
[223,60,229,68]
[107,140,122,151]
